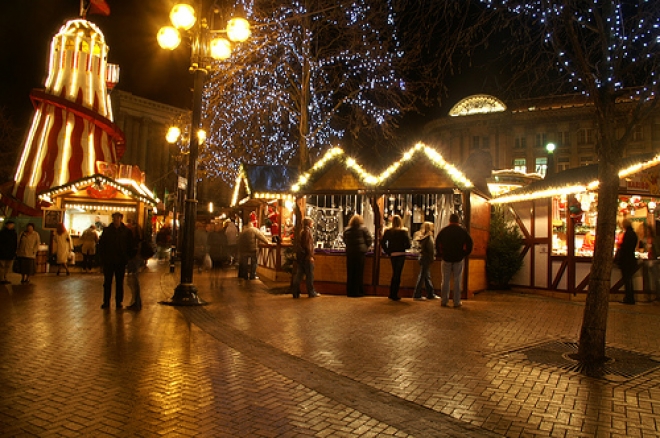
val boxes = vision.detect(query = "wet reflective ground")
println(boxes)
[1,263,659,437]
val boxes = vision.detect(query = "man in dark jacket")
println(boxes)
[0,220,18,284]
[436,213,473,308]
[291,218,319,298]
[617,218,638,304]
[98,212,134,309]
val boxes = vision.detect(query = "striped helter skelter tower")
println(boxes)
[13,18,125,213]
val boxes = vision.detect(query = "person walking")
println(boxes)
[53,223,73,276]
[616,218,638,305]
[194,222,208,273]
[436,213,473,308]
[642,223,660,299]
[291,217,319,298]
[125,219,143,311]
[0,220,18,284]
[98,212,134,309]
[79,225,99,273]
[208,222,228,285]
[225,217,239,264]
[413,221,438,301]
[156,223,172,263]
[16,223,40,284]
[343,214,373,297]
[237,221,269,280]
[208,222,228,266]
[380,215,411,301]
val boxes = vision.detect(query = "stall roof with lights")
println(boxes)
[291,147,377,194]
[231,164,298,207]
[376,143,476,194]
[492,153,660,204]
[291,143,480,196]
[38,174,158,207]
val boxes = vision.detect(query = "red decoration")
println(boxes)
[86,185,118,199]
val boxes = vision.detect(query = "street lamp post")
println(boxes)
[546,142,556,178]
[158,2,250,306]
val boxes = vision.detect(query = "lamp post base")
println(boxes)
[160,283,207,306]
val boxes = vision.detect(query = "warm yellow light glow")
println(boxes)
[210,37,232,60]
[197,129,206,144]
[157,26,181,50]
[170,4,196,30]
[208,202,213,213]
[166,126,181,144]
[58,120,74,186]
[227,17,251,42]
[492,185,589,204]
[546,143,556,153]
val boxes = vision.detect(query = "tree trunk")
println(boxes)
[577,161,617,362]
[577,88,621,363]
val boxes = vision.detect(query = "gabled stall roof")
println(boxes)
[291,143,475,194]
[231,164,298,207]
[37,174,158,206]
[376,143,474,192]
[492,153,660,204]
[291,147,377,194]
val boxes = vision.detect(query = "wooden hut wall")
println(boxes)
[467,192,489,294]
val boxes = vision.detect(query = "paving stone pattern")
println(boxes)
[0,263,659,437]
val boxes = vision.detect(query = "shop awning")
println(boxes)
[492,153,660,204]
[37,174,157,206]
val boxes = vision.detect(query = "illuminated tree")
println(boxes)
[201,0,448,179]
[474,0,660,364]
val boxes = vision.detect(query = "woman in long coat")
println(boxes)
[79,225,99,273]
[53,223,73,276]
[343,214,373,297]
[16,223,40,284]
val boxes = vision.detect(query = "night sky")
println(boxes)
[0,0,193,130]
[0,1,490,144]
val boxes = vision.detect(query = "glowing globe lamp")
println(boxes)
[166,126,181,144]
[227,17,251,42]
[170,4,196,30]
[158,26,181,50]
[210,37,232,60]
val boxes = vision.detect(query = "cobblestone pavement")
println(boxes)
[1,262,659,437]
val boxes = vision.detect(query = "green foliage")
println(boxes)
[487,206,524,289]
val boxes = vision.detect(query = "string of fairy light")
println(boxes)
[481,1,659,99]
[201,0,407,183]
[290,142,473,193]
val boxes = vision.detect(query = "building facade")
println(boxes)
[111,90,188,198]
[423,94,660,175]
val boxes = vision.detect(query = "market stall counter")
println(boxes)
[492,153,660,301]
[289,144,490,298]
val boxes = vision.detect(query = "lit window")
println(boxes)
[535,157,548,176]
[514,158,526,173]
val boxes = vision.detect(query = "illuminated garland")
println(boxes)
[492,154,660,204]
[291,142,474,192]
[38,174,158,206]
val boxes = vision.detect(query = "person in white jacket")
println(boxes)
[53,223,73,276]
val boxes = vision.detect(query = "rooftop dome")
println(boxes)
[449,94,506,117]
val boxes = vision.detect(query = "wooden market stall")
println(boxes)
[37,169,157,265]
[492,153,660,301]
[231,164,298,281]
[290,143,490,297]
